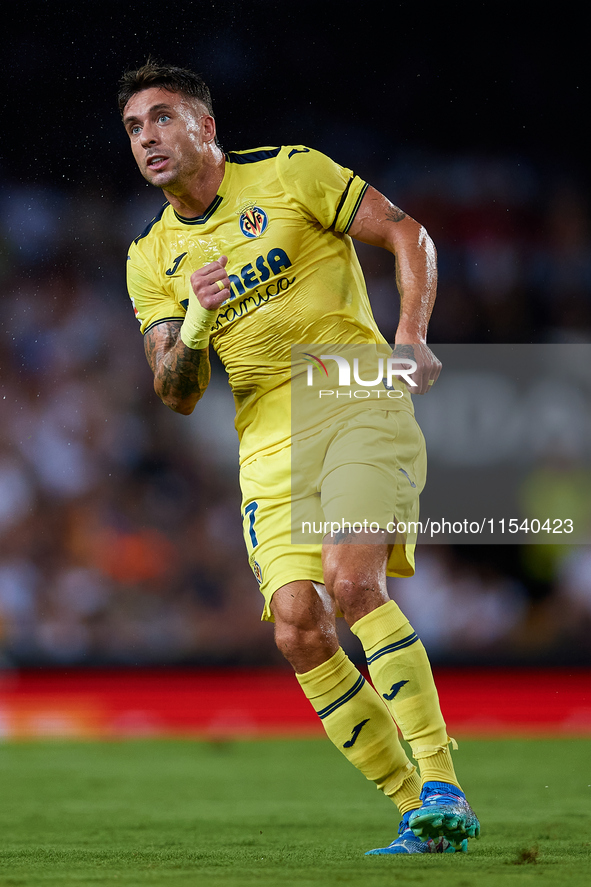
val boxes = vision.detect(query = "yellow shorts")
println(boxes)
[239,409,427,621]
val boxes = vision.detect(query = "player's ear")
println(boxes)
[202,114,217,144]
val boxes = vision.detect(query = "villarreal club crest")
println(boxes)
[239,206,269,238]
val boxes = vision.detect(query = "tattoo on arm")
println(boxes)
[385,204,407,223]
[391,343,416,360]
[144,320,211,410]
[332,529,355,544]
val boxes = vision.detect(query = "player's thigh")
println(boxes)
[239,448,324,621]
[320,409,425,525]
[320,409,426,579]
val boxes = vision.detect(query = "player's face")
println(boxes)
[123,87,214,190]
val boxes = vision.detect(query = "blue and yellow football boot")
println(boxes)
[365,809,464,855]
[409,782,480,849]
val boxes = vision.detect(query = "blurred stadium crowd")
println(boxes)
[1,148,590,667]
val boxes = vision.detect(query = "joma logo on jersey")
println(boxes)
[239,206,268,238]
[165,252,188,276]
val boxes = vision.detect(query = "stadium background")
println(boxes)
[1,2,589,734]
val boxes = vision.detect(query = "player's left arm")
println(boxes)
[348,185,441,394]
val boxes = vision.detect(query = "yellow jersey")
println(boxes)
[127,146,413,463]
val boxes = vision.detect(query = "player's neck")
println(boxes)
[163,150,225,218]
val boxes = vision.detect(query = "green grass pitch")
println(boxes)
[1,737,590,886]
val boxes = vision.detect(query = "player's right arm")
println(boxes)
[144,321,211,415]
[134,256,231,415]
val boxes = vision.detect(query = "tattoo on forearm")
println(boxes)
[385,204,407,223]
[144,321,210,407]
[161,342,210,402]
[392,343,416,360]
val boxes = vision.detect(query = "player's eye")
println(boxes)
[130,125,141,136]
[158,114,170,124]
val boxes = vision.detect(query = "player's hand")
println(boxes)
[190,255,231,309]
[391,342,441,395]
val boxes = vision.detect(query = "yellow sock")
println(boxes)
[296,647,421,812]
[351,601,461,790]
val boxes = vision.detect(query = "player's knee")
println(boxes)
[270,581,338,670]
[330,575,363,611]
[274,618,328,656]
[329,573,389,624]
[274,619,337,671]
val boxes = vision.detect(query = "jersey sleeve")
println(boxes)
[277,146,368,233]
[126,242,185,336]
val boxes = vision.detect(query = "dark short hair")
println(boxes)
[117,61,215,118]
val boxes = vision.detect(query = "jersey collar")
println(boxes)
[173,194,223,225]
[172,158,231,226]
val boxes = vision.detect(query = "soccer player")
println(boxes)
[119,62,480,854]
